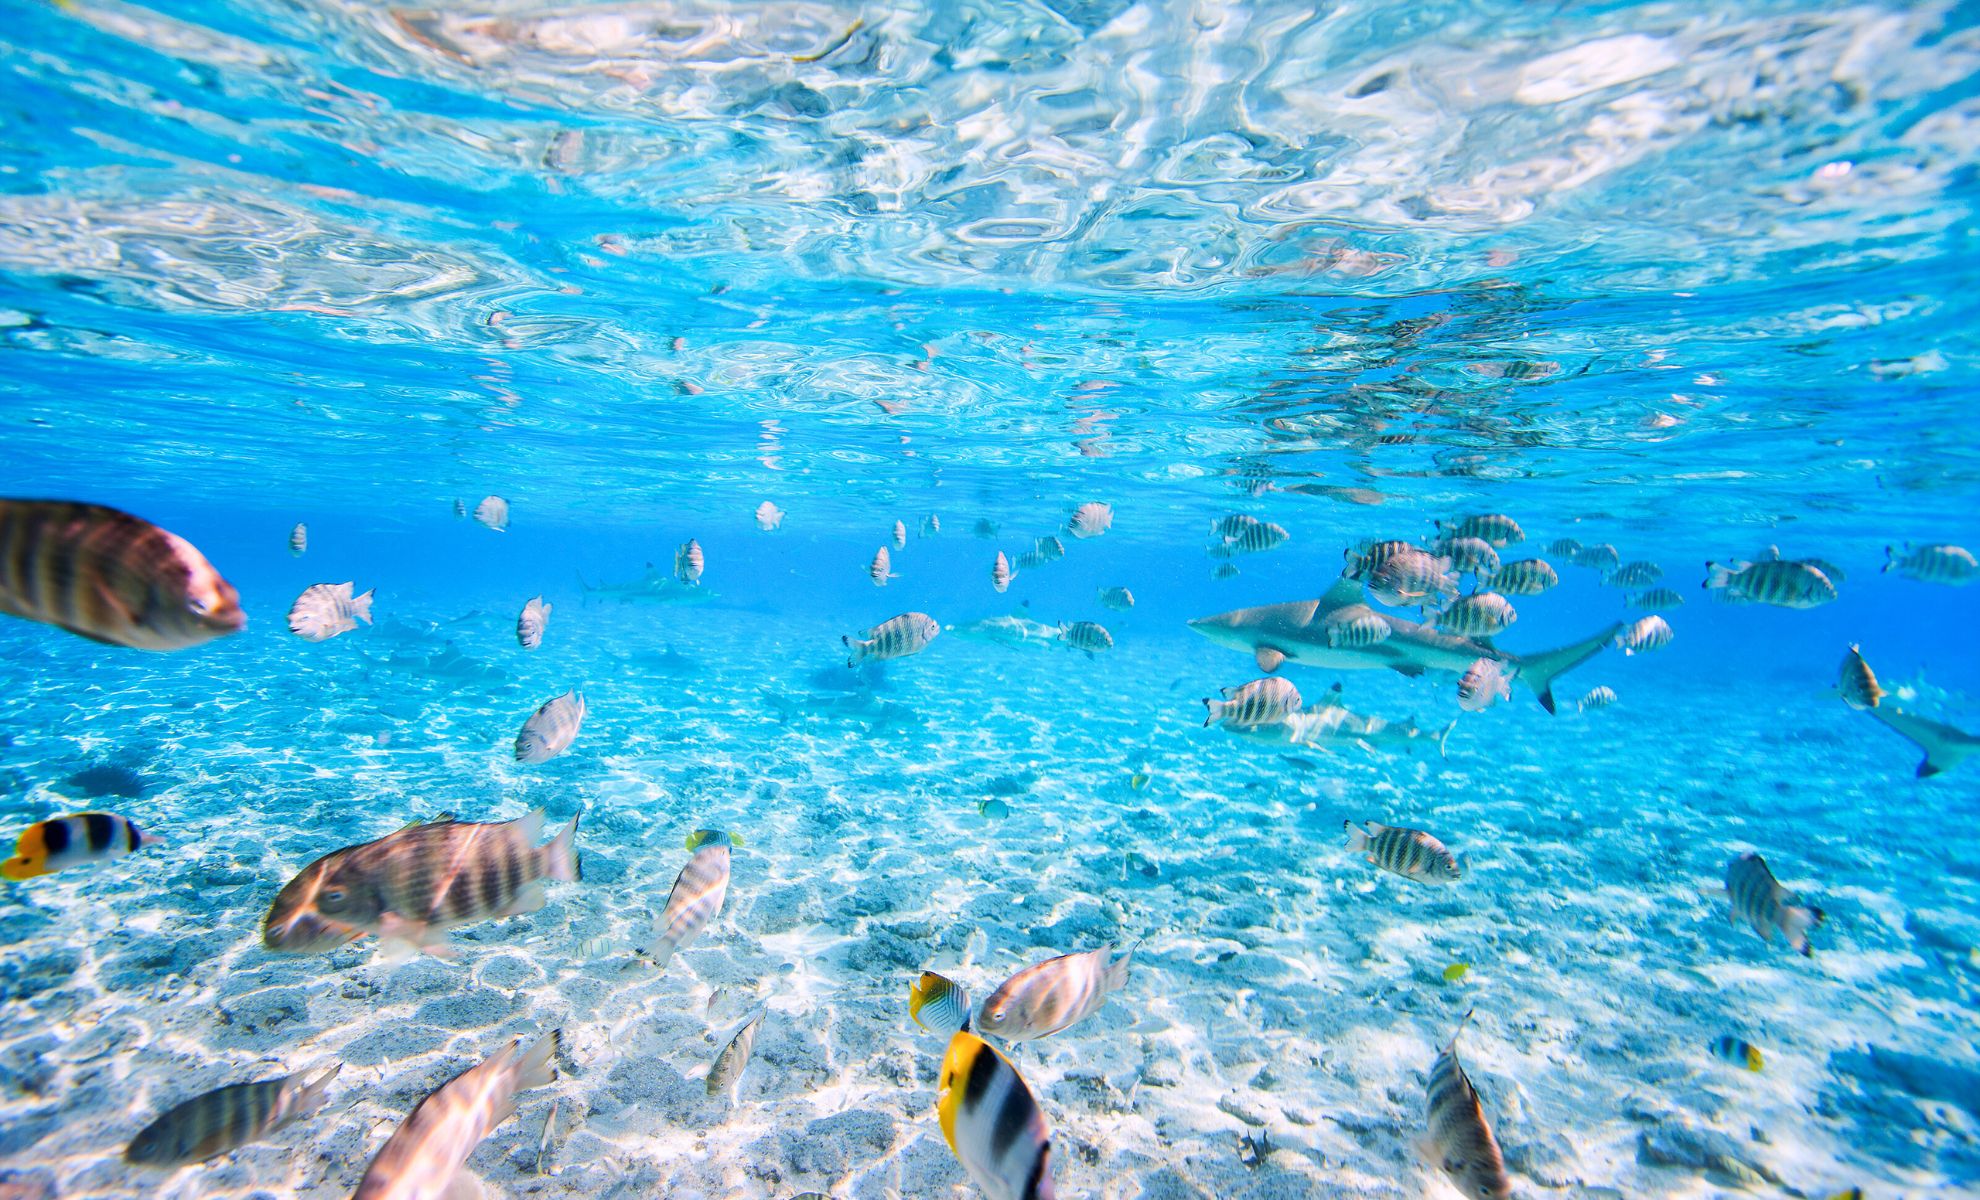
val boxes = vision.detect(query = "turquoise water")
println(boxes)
[3,2,1980,1198]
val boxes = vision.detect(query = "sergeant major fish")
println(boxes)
[1457,658,1510,712]
[1345,820,1462,883]
[0,499,244,651]
[353,1031,558,1200]
[637,829,739,969]
[1058,620,1113,658]
[977,942,1134,1042]
[1367,550,1458,610]
[1098,586,1134,611]
[516,596,551,651]
[1439,537,1500,576]
[472,496,510,532]
[1211,519,1289,558]
[1435,514,1522,548]
[3,811,145,880]
[1203,676,1302,728]
[1067,502,1113,539]
[1436,592,1516,637]
[1576,685,1618,712]
[1884,542,1976,585]
[1703,559,1836,608]
[708,1008,766,1102]
[126,1066,339,1166]
[1606,561,1663,588]
[1725,852,1825,956]
[676,539,704,586]
[262,809,580,956]
[991,551,1014,594]
[754,501,784,532]
[1422,1011,1512,1200]
[844,612,939,665]
[938,1031,1056,1200]
[1485,558,1557,596]
[892,520,907,550]
[515,690,585,763]
[1629,587,1685,609]
[288,582,374,642]
[869,546,897,587]
[1615,614,1673,655]
[288,523,307,557]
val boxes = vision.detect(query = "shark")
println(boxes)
[577,566,715,605]
[1186,575,1621,714]
[1867,706,1980,778]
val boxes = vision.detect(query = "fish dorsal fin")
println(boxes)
[1319,575,1365,610]
[1757,545,1780,561]
[1446,1006,1477,1054]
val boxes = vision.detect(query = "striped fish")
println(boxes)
[287,581,374,642]
[892,520,907,550]
[909,971,972,1036]
[1436,592,1516,637]
[638,834,733,969]
[473,496,510,532]
[1576,685,1618,712]
[1325,608,1391,648]
[920,514,942,537]
[1439,537,1500,576]
[869,546,897,587]
[288,523,307,557]
[1034,535,1065,562]
[125,1066,338,1165]
[1703,559,1836,608]
[1485,558,1557,596]
[707,1008,766,1101]
[0,500,244,651]
[1203,677,1302,729]
[755,501,784,532]
[1067,502,1113,539]
[1367,550,1457,609]
[2,811,145,880]
[1211,520,1288,558]
[1885,542,1976,585]
[1629,586,1684,608]
[452,499,466,519]
[1423,1011,1512,1200]
[1344,820,1462,883]
[516,596,551,651]
[1211,562,1239,580]
[1058,621,1113,658]
[1606,561,1663,588]
[1725,852,1825,956]
[1837,644,1882,710]
[937,1032,1056,1200]
[1615,615,1673,655]
[1434,513,1523,548]
[1547,537,1582,558]
[992,552,1014,594]
[1802,557,1847,584]
[844,612,939,666]
[261,809,581,956]
[976,942,1134,1042]
[533,1098,558,1174]
[1457,659,1510,713]
[516,690,585,763]
[1710,1035,1763,1072]
[1015,549,1047,571]
[353,1031,558,1200]
[1098,586,1134,611]
[676,539,704,586]
[1212,514,1262,540]
[1573,543,1620,572]
[1344,540,1424,579]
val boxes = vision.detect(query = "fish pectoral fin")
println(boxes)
[377,912,450,958]
[501,881,548,917]
[1254,646,1287,672]
[441,1171,488,1200]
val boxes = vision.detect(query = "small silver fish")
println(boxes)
[869,546,897,587]
[473,496,510,532]
[287,582,374,642]
[708,1008,766,1101]
[992,551,1014,594]
[754,502,784,532]
[288,523,307,557]
[516,691,586,763]
[516,596,552,651]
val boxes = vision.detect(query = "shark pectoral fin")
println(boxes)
[1255,646,1287,673]
[1393,664,1426,678]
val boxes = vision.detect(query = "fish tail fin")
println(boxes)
[294,1064,341,1118]
[1515,623,1623,714]
[544,814,581,883]
[1744,1045,1764,1072]
[352,589,375,624]
[1703,561,1735,590]
[513,1029,561,1092]
[1106,940,1138,991]
[842,634,863,668]
[1784,903,1826,955]
[1202,698,1224,727]
[1342,820,1369,852]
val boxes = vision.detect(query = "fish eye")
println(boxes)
[318,886,349,912]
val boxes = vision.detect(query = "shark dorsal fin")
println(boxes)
[1319,574,1365,610]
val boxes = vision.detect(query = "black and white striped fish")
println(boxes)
[1057,620,1113,658]
[844,612,939,665]
[1343,539,1428,579]
[1211,519,1288,558]
[708,1007,766,1101]
[1367,550,1457,609]
[992,551,1014,594]
[1573,543,1620,572]
[1034,535,1065,562]
[1422,1011,1512,1200]
[892,520,907,550]
[1837,644,1883,710]
[516,690,585,763]
[1614,614,1673,655]
[920,514,942,537]
[0,500,244,651]
[909,971,972,1036]
[977,942,1134,1042]
[937,1032,1056,1200]
[1440,536,1500,576]
[1344,820,1462,883]
[1067,502,1113,539]
[287,582,374,642]
[676,539,704,586]
[1436,592,1516,637]
[354,1031,557,1200]
[869,546,897,587]
[3,811,145,880]
[262,809,580,956]
[1435,513,1523,548]
[473,496,509,532]
[1547,537,1581,558]
[288,523,307,557]
[126,1066,338,1165]
[1725,852,1825,956]
[1485,558,1557,596]
[516,596,551,651]
[1628,587,1684,609]
[1885,542,1976,585]
[1325,608,1391,648]
[1098,586,1134,611]
[638,830,736,969]
[1212,514,1262,540]
[1576,685,1618,712]
[1203,676,1301,728]
[1606,561,1663,588]
[1703,559,1836,608]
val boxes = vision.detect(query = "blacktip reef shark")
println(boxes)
[1186,575,1622,713]
[1866,706,1980,778]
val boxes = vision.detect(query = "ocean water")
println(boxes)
[3,2,1980,1199]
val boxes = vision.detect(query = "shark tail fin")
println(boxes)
[1516,623,1624,714]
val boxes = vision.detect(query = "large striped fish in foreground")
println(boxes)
[707,1007,767,1101]
[636,829,740,969]
[1187,575,1620,713]
[977,941,1134,1042]
[1724,852,1825,956]
[1345,820,1462,883]
[1421,1011,1512,1200]
[287,581,374,642]
[354,1031,558,1200]
[909,971,972,1036]
[3,811,145,880]
[125,1066,339,1165]
[844,611,939,666]
[937,1031,1056,1200]
[262,809,581,956]
[515,690,585,763]
[0,500,244,651]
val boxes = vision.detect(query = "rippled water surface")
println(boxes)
[2,2,1979,1199]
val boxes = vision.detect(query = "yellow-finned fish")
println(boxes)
[473,495,510,532]
[0,499,244,651]
[1710,1035,1763,1072]
[1423,1010,1511,1200]
[288,523,307,557]
[1725,852,1825,956]
[937,1031,1056,1200]
[516,596,552,651]
[287,581,374,642]
[353,1030,558,1199]
[909,971,971,1036]
[3,812,146,881]
[1127,772,1151,791]
[125,1066,338,1165]
[977,942,1134,1042]
[707,1008,766,1101]
[1442,963,1470,983]
[637,833,734,969]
